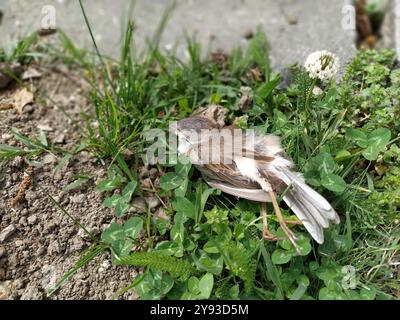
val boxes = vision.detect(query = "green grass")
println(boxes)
[0,1,399,300]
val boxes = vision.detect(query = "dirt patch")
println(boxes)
[0,63,139,300]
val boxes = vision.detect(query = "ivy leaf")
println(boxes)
[297,238,312,256]
[62,176,90,192]
[362,128,391,161]
[315,153,337,175]
[115,202,130,218]
[203,240,219,254]
[160,173,184,191]
[171,222,185,244]
[198,273,214,299]
[102,194,122,208]
[271,249,293,264]
[256,75,280,99]
[321,173,347,193]
[155,241,181,256]
[360,287,376,300]
[154,218,169,236]
[96,176,123,192]
[172,196,195,219]
[124,217,143,239]
[188,277,200,295]
[121,181,137,200]
[101,223,125,244]
[346,128,368,148]
[174,178,189,197]
[319,287,337,300]
[335,150,351,161]
[112,239,133,257]
[175,160,192,178]
[191,251,224,275]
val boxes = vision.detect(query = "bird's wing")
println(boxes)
[205,178,271,202]
[196,163,260,190]
[193,129,290,200]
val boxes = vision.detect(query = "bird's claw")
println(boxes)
[263,233,285,241]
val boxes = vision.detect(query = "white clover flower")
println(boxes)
[304,50,340,82]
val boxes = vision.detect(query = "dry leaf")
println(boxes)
[0,99,14,111]
[12,88,34,114]
[21,67,42,80]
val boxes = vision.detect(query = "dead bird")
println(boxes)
[175,107,340,250]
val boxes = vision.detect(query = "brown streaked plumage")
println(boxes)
[176,112,340,247]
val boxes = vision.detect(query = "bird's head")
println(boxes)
[175,116,217,156]
[176,116,216,132]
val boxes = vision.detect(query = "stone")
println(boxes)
[0,246,5,258]
[47,240,63,255]
[130,197,146,213]
[15,240,24,247]
[149,168,159,179]
[19,216,27,226]
[42,154,57,165]
[1,133,13,142]
[381,0,400,59]
[36,247,46,256]
[21,67,42,80]
[70,194,86,204]
[0,0,356,75]
[140,178,152,190]
[19,284,44,300]
[77,227,99,240]
[0,268,6,280]
[40,265,58,291]
[0,225,16,243]
[27,215,38,225]
[0,282,12,300]
[243,29,254,40]
[54,133,66,144]
[98,259,111,273]
[286,15,298,25]
[37,124,53,132]
[146,196,161,210]
[130,196,161,213]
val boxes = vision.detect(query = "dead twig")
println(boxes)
[11,166,34,208]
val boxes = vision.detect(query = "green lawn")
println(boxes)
[1,2,399,300]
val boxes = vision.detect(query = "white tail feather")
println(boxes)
[278,168,340,244]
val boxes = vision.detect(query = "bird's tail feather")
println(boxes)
[279,169,340,244]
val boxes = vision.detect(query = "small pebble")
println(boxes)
[19,217,27,226]
[54,134,65,144]
[42,154,57,165]
[243,29,254,40]
[149,168,159,179]
[146,196,161,210]
[15,240,24,247]
[27,215,37,225]
[286,15,298,25]
[1,134,12,142]
[70,194,86,204]
[141,178,152,189]
[0,282,11,300]
[0,267,6,280]
[21,67,42,80]
[37,124,53,132]
[0,225,16,243]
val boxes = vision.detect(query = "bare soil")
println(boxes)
[0,63,140,300]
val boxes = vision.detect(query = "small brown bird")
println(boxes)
[176,107,340,249]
